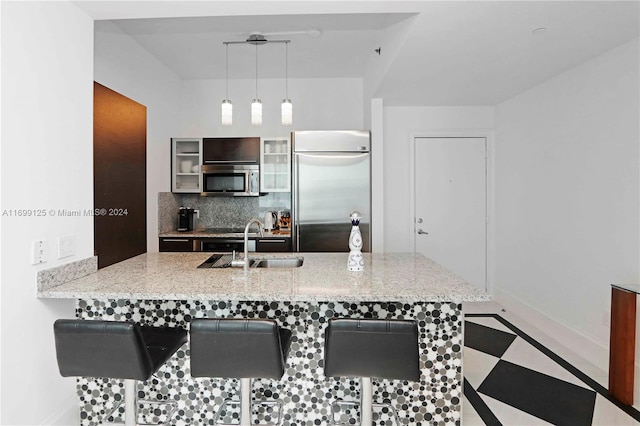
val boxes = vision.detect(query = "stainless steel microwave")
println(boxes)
[201,164,260,197]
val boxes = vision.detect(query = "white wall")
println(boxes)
[370,98,385,252]
[382,106,495,252]
[0,2,94,424]
[178,77,363,136]
[494,38,640,365]
[362,15,418,126]
[94,21,183,253]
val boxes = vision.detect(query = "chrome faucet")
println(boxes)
[231,219,264,270]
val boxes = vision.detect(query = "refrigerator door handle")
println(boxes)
[293,154,300,252]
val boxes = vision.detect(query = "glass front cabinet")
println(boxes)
[260,137,291,192]
[171,138,202,193]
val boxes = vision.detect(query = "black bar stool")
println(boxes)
[189,318,293,425]
[53,319,187,426]
[324,318,421,425]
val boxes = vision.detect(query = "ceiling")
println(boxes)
[104,13,414,80]
[81,1,639,106]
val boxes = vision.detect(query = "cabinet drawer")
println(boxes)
[256,238,291,252]
[159,237,196,252]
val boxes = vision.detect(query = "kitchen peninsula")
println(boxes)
[39,252,489,425]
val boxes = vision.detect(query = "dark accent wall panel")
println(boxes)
[94,82,147,268]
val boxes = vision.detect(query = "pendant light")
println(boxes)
[281,41,293,126]
[221,43,233,126]
[223,33,294,126]
[251,44,262,126]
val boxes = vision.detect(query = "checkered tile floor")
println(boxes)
[463,313,640,425]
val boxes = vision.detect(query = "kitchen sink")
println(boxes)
[249,257,304,268]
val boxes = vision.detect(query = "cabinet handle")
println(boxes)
[204,160,258,164]
[258,239,286,243]
[162,238,190,242]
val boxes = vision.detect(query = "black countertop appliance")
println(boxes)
[178,207,196,231]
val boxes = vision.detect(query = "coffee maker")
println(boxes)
[178,207,196,232]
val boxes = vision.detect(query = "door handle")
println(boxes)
[417,229,429,235]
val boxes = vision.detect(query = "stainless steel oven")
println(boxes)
[201,164,260,197]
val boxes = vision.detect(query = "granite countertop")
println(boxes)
[37,252,490,303]
[159,229,291,238]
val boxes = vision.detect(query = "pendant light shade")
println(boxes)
[251,99,262,125]
[221,100,232,126]
[281,42,293,126]
[221,43,232,126]
[281,99,292,126]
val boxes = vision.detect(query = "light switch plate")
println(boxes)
[31,240,46,264]
[57,236,75,259]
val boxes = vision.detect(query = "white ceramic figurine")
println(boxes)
[347,211,364,272]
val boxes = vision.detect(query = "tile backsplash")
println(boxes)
[158,192,290,232]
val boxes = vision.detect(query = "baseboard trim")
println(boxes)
[40,395,78,425]
[494,288,609,371]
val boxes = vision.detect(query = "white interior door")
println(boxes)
[414,137,487,290]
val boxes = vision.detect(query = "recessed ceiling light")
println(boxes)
[532,27,547,36]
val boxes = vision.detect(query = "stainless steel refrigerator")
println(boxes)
[292,130,371,252]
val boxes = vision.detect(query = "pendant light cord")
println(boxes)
[255,44,258,98]
[285,42,289,98]
[225,43,229,99]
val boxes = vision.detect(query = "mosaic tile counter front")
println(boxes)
[75,298,463,426]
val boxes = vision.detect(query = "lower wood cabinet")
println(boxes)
[159,237,196,252]
[159,237,292,252]
[256,238,292,252]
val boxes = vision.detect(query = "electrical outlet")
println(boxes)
[602,310,611,327]
[31,240,46,265]
[57,236,76,259]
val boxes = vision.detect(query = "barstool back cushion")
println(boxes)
[190,318,292,379]
[324,318,420,381]
[54,319,187,381]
